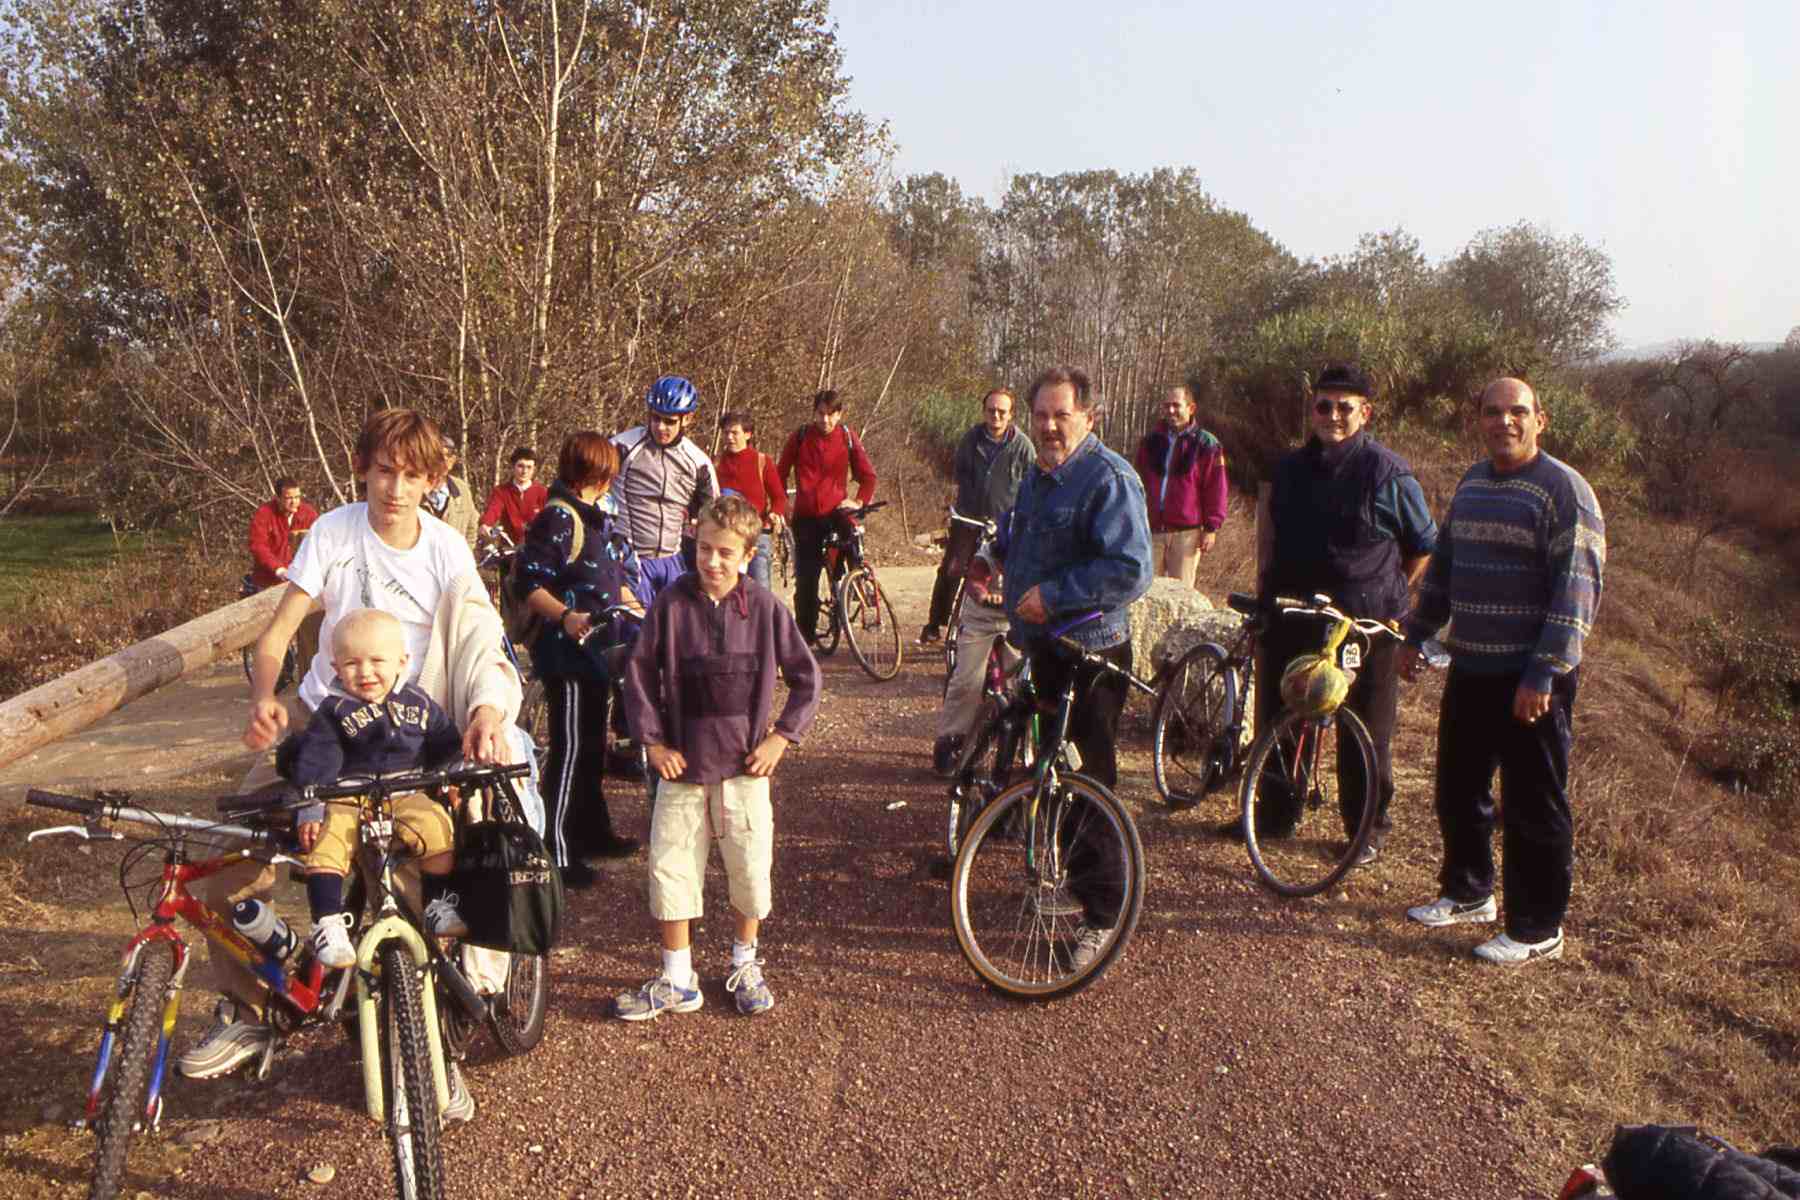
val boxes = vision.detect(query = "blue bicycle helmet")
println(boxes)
[645,375,699,416]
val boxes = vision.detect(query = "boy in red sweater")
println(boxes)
[479,446,548,543]
[777,390,877,644]
[714,411,787,589]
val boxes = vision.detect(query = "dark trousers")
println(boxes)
[1254,621,1400,841]
[927,521,984,630]
[792,513,853,641]
[1433,667,1578,943]
[542,675,617,867]
[1029,641,1133,927]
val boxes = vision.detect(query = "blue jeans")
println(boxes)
[747,531,773,590]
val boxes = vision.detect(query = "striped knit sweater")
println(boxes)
[1403,452,1605,691]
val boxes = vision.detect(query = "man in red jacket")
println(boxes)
[247,477,318,589]
[1133,384,1228,590]
[479,446,548,544]
[777,390,877,644]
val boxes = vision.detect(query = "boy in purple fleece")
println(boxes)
[615,496,820,1019]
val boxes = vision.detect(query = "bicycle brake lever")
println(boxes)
[26,823,121,844]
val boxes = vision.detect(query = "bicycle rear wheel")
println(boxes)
[241,643,297,694]
[87,942,176,1200]
[380,943,446,1200]
[949,774,1144,1000]
[517,679,549,773]
[1151,644,1237,810]
[1241,706,1378,898]
[839,567,901,681]
[490,951,548,1055]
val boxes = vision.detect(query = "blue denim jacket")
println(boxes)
[992,433,1153,650]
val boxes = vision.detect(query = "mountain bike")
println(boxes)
[27,762,538,1200]
[1233,596,1405,898]
[943,626,1033,863]
[227,763,541,1199]
[948,612,1156,1001]
[814,502,902,681]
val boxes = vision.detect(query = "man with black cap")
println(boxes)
[1247,362,1438,862]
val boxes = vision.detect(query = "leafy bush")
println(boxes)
[1536,381,1639,491]
[908,390,974,475]
[1695,615,1800,806]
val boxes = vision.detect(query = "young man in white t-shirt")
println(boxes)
[179,410,518,1095]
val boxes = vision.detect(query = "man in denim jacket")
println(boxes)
[987,365,1153,789]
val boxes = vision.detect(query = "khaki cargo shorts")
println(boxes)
[646,775,773,922]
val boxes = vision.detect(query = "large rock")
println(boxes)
[1126,579,1247,683]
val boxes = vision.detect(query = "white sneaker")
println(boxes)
[1473,929,1564,965]
[1068,924,1112,972]
[1405,894,1498,928]
[425,893,469,940]
[442,1061,476,1125]
[310,912,356,969]
[176,998,271,1079]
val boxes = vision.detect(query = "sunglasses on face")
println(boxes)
[1314,399,1362,417]
[649,414,681,426]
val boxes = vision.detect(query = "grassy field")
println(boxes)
[0,514,147,613]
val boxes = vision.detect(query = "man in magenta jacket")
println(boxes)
[1133,384,1228,589]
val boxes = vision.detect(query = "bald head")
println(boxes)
[1480,377,1538,415]
[1476,376,1547,472]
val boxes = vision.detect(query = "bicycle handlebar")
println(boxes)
[25,788,98,817]
[946,508,993,532]
[263,762,530,810]
[28,788,278,847]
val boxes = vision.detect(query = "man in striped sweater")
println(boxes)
[1400,377,1605,966]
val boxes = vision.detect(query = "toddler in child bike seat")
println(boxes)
[276,609,466,968]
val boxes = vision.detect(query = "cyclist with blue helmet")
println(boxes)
[610,375,721,561]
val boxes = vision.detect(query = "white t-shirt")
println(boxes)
[286,504,482,710]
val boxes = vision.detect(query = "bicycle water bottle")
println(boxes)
[232,899,298,964]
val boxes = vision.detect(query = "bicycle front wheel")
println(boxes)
[88,942,176,1200]
[1152,644,1238,810]
[949,774,1144,1000]
[490,951,548,1056]
[1241,706,1378,898]
[838,567,901,681]
[380,943,446,1200]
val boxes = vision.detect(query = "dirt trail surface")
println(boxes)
[0,565,1567,1198]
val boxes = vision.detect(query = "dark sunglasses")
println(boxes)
[648,413,682,426]
[1314,399,1362,416]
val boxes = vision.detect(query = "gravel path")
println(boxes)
[2,567,1556,1198]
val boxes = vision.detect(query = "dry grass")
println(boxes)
[1184,470,1800,1164]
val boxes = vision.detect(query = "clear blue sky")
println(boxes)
[830,0,1795,350]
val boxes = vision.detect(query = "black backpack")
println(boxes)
[448,815,565,956]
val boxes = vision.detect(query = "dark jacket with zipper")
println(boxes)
[510,481,643,684]
[1266,431,1416,621]
[620,574,820,785]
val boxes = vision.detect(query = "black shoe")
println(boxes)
[1213,817,1295,842]
[917,625,942,647]
[589,833,639,859]
[560,863,598,889]
[1351,841,1380,868]
[932,735,964,777]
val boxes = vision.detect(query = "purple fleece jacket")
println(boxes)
[620,574,821,785]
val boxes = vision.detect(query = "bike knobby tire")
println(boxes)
[1151,643,1238,810]
[838,567,902,681]
[380,942,446,1200]
[1241,705,1379,898]
[87,941,176,1200]
[949,774,1144,1000]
